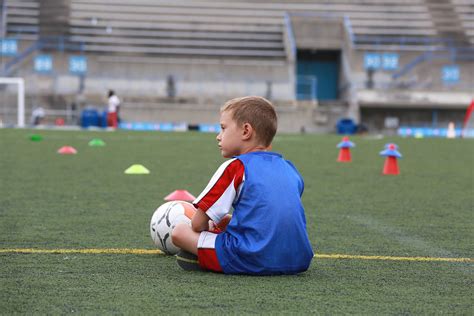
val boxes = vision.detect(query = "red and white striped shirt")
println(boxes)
[193,158,245,222]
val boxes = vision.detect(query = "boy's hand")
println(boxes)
[208,215,232,234]
[208,220,222,234]
[216,214,232,230]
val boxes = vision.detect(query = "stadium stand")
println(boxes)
[452,0,474,46]
[426,0,469,46]
[4,0,446,55]
[1,0,472,134]
[3,0,39,40]
[69,1,285,59]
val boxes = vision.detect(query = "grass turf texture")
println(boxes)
[1,128,472,314]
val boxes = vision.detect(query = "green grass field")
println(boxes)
[1,128,472,314]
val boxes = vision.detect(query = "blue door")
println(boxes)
[296,50,340,101]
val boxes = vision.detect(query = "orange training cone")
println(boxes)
[382,156,399,175]
[380,143,402,175]
[57,146,77,155]
[337,136,355,162]
[164,190,196,202]
[338,147,351,162]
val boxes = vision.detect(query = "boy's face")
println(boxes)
[216,110,244,158]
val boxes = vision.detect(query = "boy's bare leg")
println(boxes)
[171,223,200,255]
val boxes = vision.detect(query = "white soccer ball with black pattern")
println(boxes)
[149,201,196,255]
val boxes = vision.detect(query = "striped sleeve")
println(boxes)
[193,158,245,223]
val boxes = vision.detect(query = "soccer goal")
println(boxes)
[0,77,25,127]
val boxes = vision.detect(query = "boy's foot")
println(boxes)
[176,250,202,271]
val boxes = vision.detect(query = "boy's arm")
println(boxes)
[191,208,210,232]
[192,158,243,232]
[192,208,232,233]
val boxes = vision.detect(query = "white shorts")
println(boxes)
[198,231,218,249]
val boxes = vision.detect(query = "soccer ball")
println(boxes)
[150,201,196,255]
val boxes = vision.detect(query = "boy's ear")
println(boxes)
[241,122,253,140]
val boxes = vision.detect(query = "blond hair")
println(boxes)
[221,96,277,146]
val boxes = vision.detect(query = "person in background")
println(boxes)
[107,90,121,128]
[31,106,45,126]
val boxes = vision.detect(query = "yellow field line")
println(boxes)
[0,248,472,263]
[314,253,473,263]
[0,248,164,255]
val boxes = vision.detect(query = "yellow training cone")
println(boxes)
[124,164,150,174]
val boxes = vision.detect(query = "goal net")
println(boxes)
[0,77,25,127]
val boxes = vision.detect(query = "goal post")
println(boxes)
[0,77,25,127]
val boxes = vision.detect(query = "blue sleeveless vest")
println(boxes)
[215,151,314,275]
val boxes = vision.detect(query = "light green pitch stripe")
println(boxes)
[0,248,472,263]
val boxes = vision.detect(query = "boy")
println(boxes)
[172,96,313,275]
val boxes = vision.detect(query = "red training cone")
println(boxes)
[336,136,355,162]
[382,156,399,175]
[164,190,196,202]
[337,147,351,162]
[57,146,77,155]
[379,143,402,176]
